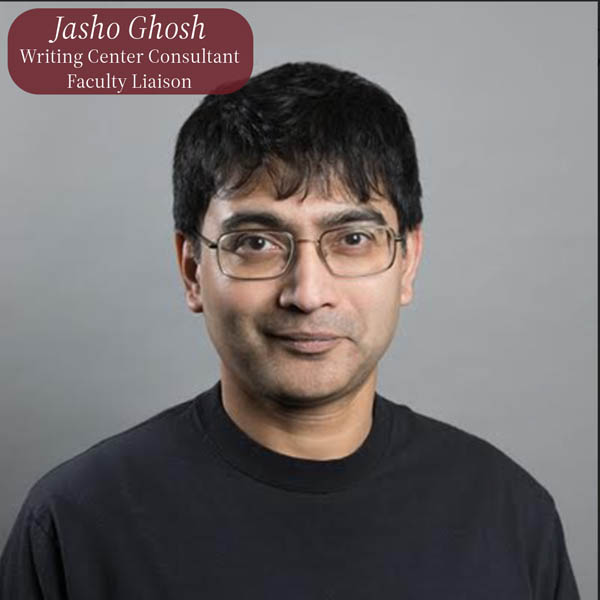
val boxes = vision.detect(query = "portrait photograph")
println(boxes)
[0,2,596,598]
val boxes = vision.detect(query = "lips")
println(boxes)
[266,331,343,354]
[271,331,340,341]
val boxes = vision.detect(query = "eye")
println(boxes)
[334,229,376,248]
[231,233,286,253]
[324,227,380,255]
[341,231,372,246]
[238,235,270,250]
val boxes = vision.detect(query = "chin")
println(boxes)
[255,367,359,408]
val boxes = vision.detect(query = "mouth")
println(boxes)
[266,332,343,355]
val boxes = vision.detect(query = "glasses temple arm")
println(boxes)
[196,231,218,249]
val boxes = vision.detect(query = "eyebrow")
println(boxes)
[220,207,388,233]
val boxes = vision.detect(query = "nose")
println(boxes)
[277,240,339,313]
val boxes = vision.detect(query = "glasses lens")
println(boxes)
[321,225,394,276]
[218,231,291,279]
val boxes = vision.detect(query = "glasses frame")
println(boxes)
[196,225,407,281]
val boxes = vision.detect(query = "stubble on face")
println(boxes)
[198,185,405,410]
[215,305,379,408]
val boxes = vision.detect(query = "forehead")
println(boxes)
[203,182,399,233]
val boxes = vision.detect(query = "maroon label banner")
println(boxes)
[8,8,253,94]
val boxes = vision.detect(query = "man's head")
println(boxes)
[173,62,423,407]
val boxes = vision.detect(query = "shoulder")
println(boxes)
[384,398,557,516]
[21,396,200,525]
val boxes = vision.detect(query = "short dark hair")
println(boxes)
[172,62,423,246]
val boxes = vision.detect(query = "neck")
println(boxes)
[219,366,378,460]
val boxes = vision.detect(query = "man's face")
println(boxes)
[176,182,422,407]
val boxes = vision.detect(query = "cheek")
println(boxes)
[352,277,402,340]
[202,297,256,369]
[202,276,272,341]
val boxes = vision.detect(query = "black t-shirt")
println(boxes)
[0,382,580,599]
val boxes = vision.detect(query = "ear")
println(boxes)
[174,232,203,313]
[399,226,424,306]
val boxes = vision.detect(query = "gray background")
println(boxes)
[1,1,597,596]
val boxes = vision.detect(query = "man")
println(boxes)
[1,62,579,598]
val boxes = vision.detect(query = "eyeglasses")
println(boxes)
[196,224,406,280]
